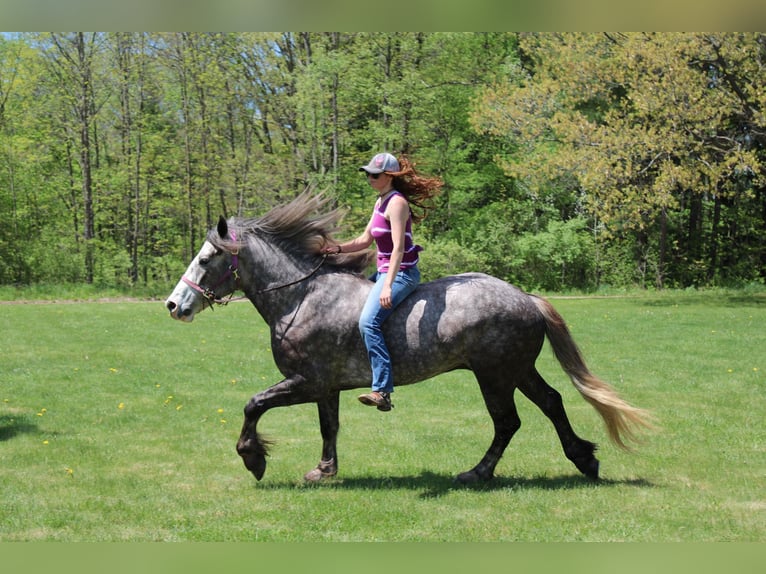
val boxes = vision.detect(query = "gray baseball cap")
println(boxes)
[359,152,400,174]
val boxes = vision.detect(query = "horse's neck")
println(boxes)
[240,240,317,320]
[247,239,307,284]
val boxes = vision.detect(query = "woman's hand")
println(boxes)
[379,284,393,309]
[321,244,341,254]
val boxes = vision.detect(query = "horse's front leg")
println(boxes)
[236,374,320,480]
[303,392,340,482]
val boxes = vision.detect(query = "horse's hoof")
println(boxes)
[455,469,491,484]
[585,459,600,480]
[573,457,599,480]
[303,467,337,482]
[304,459,337,482]
[239,452,267,481]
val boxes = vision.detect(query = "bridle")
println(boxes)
[181,231,329,308]
[181,233,242,309]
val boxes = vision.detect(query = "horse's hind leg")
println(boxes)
[303,392,340,482]
[517,369,600,479]
[457,366,521,484]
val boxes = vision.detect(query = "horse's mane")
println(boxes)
[212,190,373,274]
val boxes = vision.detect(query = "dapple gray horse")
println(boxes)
[166,192,651,483]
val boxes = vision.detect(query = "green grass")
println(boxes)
[1,291,764,541]
[0,282,170,302]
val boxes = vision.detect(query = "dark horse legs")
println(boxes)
[457,365,522,484]
[517,369,600,479]
[237,374,340,481]
[457,365,599,483]
[237,369,598,483]
[303,393,341,481]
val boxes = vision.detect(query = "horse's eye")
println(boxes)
[199,249,222,266]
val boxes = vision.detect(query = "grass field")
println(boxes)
[1,290,764,541]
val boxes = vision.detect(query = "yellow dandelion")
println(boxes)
[727,369,734,373]
[42,440,49,445]
[109,368,118,373]
[220,419,227,424]
[118,402,125,410]
[217,408,224,414]
[65,467,74,477]
[175,404,183,411]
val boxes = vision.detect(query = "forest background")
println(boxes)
[0,32,764,294]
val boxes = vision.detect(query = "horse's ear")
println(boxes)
[217,216,228,239]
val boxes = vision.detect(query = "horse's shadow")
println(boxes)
[259,471,654,498]
[0,414,39,441]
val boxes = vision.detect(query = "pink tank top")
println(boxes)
[370,191,422,273]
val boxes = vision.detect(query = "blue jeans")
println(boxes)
[358,266,420,394]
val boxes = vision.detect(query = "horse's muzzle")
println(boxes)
[165,298,195,322]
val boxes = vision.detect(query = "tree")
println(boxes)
[471,32,766,287]
[44,32,103,283]
[0,36,23,282]
[4,32,762,292]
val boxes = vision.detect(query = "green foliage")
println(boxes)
[417,237,488,282]
[24,232,85,284]
[508,218,596,292]
[471,32,766,288]
[1,33,764,292]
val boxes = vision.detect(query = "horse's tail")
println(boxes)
[531,295,654,450]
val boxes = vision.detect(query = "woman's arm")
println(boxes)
[322,216,374,254]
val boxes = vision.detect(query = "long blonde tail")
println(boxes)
[532,295,654,450]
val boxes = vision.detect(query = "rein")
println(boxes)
[182,231,329,307]
[253,254,328,294]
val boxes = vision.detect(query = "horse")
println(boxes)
[165,192,652,484]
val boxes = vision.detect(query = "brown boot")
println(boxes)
[357,391,393,412]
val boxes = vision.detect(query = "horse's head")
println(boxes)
[165,217,240,322]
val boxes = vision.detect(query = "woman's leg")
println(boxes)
[358,267,420,394]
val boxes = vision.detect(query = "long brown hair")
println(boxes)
[386,156,443,223]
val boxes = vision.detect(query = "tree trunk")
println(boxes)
[761,185,766,281]
[75,33,95,284]
[687,191,703,265]
[657,206,667,288]
[708,192,722,282]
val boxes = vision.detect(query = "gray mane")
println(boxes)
[210,191,373,274]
